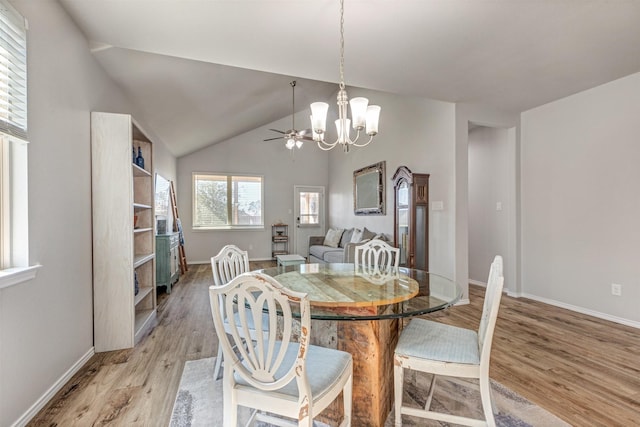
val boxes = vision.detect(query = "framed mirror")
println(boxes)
[353,161,386,215]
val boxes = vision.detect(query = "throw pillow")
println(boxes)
[340,228,354,248]
[373,233,388,241]
[350,228,363,243]
[362,227,376,241]
[324,228,344,248]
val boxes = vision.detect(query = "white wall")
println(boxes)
[521,71,640,325]
[0,2,176,425]
[177,111,329,263]
[153,132,178,186]
[468,126,510,283]
[326,88,457,278]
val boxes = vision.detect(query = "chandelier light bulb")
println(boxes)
[366,105,381,135]
[310,102,329,134]
[349,97,368,129]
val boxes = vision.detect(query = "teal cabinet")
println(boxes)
[156,232,179,293]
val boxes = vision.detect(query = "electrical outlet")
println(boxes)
[611,283,622,296]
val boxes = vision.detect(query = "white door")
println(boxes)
[293,186,325,257]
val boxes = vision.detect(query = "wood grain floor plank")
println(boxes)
[27,264,640,426]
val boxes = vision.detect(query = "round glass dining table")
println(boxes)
[257,262,462,321]
[255,263,462,426]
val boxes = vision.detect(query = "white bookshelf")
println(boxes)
[91,111,156,352]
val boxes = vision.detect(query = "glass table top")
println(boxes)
[256,263,462,321]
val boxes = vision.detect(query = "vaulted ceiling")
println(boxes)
[58,0,640,157]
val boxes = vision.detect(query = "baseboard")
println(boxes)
[12,347,95,427]
[469,279,521,297]
[469,279,486,287]
[520,293,640,330]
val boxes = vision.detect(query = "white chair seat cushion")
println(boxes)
[235,343,352,402]
[395,318,480,365]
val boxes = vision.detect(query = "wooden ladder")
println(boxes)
[170,181,188,274]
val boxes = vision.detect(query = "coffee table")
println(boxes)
[275,253,306,267]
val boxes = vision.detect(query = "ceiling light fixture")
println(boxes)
[264,80,313,150]
[310,0,381,152]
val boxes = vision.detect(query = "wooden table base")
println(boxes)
[311,317,399,427]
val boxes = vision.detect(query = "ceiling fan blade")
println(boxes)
[296,129,312,136]
[269,129,286,134]
[263,137,284,142]
[299,135,315,141]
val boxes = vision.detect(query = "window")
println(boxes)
[0,1,36,288]
[299,191,320,225]
[193,173,264,229]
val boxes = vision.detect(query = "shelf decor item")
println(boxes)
[135,146,145,169]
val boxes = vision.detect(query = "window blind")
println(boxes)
[0,0,27,141]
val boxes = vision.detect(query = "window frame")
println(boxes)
[192,172,265,231]
[0,0,39,289]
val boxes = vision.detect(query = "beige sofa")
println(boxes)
[308,227,386,264]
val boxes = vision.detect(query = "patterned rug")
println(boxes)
[169,357,570,426]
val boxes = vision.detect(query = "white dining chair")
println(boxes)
[209,272,353,427]
[393,255,504,427]
[353,238,400,278]
[211,244,266,380]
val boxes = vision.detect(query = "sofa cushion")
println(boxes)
[323,228,344,248]
[309,245,343,262]
[323,250,344,263]
[350,228,363,243]
[339,228,354,248]
[362,227,376,241]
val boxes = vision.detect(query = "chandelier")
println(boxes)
[310,0,381,152]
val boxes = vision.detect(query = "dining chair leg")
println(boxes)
[393,364,404,427]
[213,344,223,380]
[479,375,496,427]
[424,374,437,411]
[223,375,237,427]
[342,373,353,427]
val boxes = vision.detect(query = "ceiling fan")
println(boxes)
[264,80,314,149]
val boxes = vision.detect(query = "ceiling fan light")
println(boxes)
[365,105,381,135]
[295,139,303,149]
[310,102,329,133]
[349,97,369,130]
[286,138,295,149]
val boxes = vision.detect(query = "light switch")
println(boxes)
[432,201,444,211]
[496,202,503,211]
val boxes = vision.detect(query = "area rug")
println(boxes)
[170,357,570,427]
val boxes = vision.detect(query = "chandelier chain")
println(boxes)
[339,0,345,90]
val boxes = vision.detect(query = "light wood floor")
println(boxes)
[28,263,640,426]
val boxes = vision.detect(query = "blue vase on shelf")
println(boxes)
[135,147,145,169]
